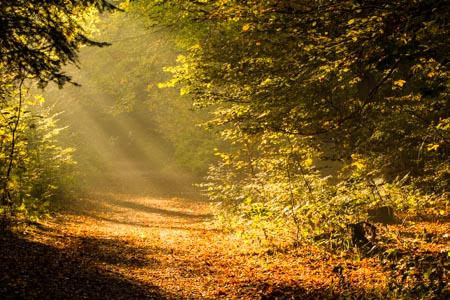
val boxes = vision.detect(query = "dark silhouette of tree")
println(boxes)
[0,0,117,87]
[0,0,117,214]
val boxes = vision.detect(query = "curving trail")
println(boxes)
[31,190,240,299]
[6,169,444,299]
[15,174,329,300]
[5,188,347,299]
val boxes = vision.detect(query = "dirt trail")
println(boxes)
[7,170,435,299]
[30,189,238,299]
[7,185,449,299]
[3,185,341,300]
[2,159,261,299]
[0,182,375,300]
[1,157,283,299]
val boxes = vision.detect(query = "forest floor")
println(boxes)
[1,179,449,299]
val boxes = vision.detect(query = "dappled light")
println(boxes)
[1,0,449,299]
[0,232,167,299]
[42,42,201,199]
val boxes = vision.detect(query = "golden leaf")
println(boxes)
[394,79,406,87]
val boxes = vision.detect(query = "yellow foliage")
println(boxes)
[304,156,313,167]
[242,24,250,31]
[426,144,439,151]
[393,79,406,87]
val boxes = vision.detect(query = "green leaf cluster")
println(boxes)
[132,0,449,245]
[0,0,116,87]
[0,0,113,223]
[0,87,76,222]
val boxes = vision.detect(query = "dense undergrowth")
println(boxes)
[0,86,76,225]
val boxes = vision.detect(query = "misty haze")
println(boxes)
[1,1,448,299]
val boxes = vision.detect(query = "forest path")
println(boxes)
[2,168,379,299]
[30,189,243,299]
[5,181,447,299]
[13,186,337,300]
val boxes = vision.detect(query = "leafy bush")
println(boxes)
[0,87,76,223]
[205,128,449,251]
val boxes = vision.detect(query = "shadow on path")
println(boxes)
[106,197,213,219]
[0,232,169,300]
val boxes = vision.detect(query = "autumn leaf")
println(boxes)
[427,143,439,151]
[393,79,406,87]
[242,24,251,31]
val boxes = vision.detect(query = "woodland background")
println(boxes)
[0,1,449,299]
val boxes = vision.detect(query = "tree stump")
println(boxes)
[347,222,377,248]
[368,206,395,224]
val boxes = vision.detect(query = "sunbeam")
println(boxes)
[41,39,201,199]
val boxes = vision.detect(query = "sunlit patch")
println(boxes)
[42,57,201,199]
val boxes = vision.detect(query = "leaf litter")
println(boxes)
[1,190,449,299]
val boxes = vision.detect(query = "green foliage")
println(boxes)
[0,0,116,87]
[386,252,449,299]
[0,86,76,221]
[204,132,332,246]
[133,0,449,248]
[0,0,113,223]
[43,7,222,177]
